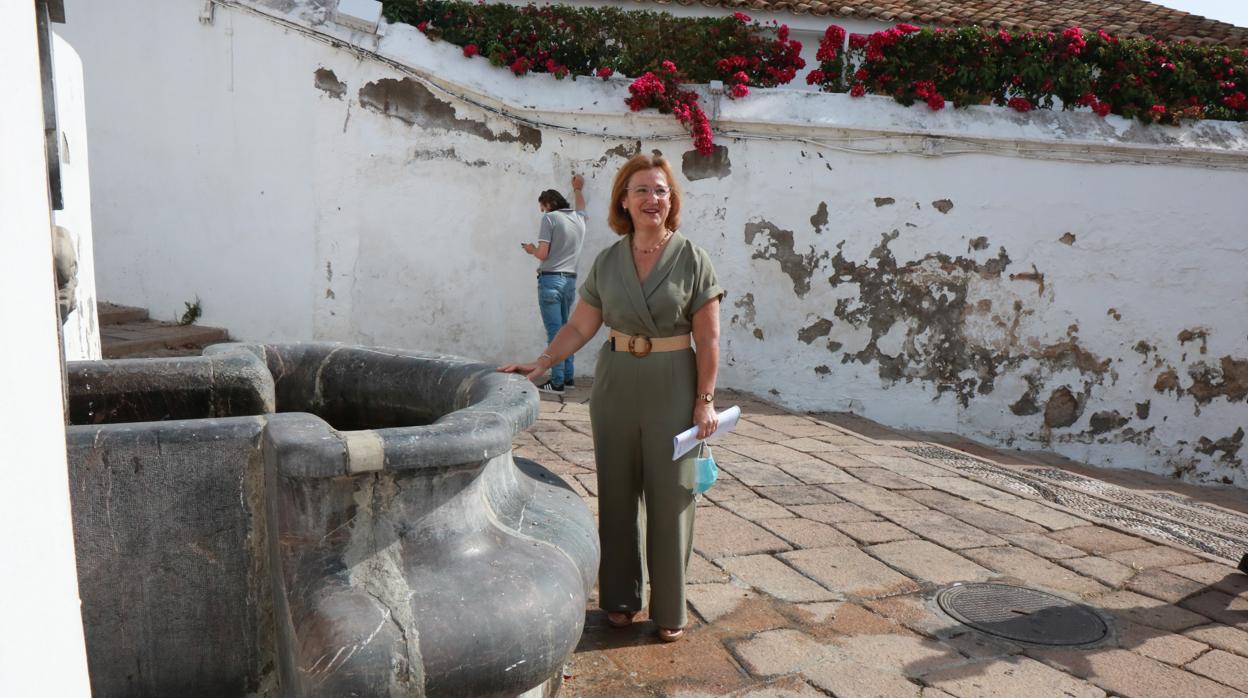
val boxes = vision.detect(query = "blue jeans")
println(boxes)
[538,274,576,386]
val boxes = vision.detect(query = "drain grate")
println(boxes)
[936,583,1109,647]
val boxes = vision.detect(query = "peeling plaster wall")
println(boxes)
[62,0,1248,486]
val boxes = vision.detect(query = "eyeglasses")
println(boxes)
[628,186,671,199]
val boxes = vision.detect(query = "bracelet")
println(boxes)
[539,352,554,364]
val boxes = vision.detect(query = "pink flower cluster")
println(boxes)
[756,24,804,85]
[815,25,846,62]
[1077,92,1113,117]
[806,24,848,91]
[625,72,666,110]
[626,61,715,155]
[913,80,945,110]
[1007,96,1033,112]
[864,23,919,62]
[1060,26,1087,57]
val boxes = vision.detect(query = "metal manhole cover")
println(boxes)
[936,583,1108,646]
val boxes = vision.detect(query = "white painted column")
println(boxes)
[0,2,92,695]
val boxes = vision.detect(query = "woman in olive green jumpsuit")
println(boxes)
[501,155,723,641]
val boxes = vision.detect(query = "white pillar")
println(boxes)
[0,2,93,695]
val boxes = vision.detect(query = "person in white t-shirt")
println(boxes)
[521,173,587,393]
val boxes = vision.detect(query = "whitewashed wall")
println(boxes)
[0,3,92,694]
[62,0,1248,486]
[53,34,102,361]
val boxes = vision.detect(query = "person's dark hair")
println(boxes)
[538,189,570,211]
[608,154,681,236]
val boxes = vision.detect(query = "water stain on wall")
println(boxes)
[357,78,541,149]
[599,142,641,165]
[314,68,347,99]
[1044,387,1082,428]
[798,318,834,344]
[1196,427,1244,469]
[731,292,763,340]
[1178,327,1209,355]
[1008,263,1046,296]
[1088,409,1130,434]
[822,229,1048,405]
[410,147,487,167]
[742,203,1239,480]
[810,203,829,234]
[1154,355,1248,410]
[744,220,827,297]
[682,145,731,181]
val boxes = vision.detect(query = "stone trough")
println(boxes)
[66,343,598,697]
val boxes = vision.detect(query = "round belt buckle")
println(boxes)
[627,335,653,358]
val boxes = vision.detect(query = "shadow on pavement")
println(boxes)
[904,570,1248,692]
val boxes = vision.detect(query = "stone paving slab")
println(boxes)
[835,521,918,545]
[825,482,930,512]
[754,485,843,506]
[923,655,1107,698]
[758,518,856,549]
[883,509,1008,550]
[1027,646,1246,698]
[779,547,921,598]
[718,555,840,604]
[867,540,996,586]
[773,459,858,484]
[543,386,1248,697]
[961,546,1109,596]
[694,508,792,559]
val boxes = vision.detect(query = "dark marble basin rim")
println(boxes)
[207,342,540,473]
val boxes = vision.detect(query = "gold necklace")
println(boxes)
[633,230,672,255]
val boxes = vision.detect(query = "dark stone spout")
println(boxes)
[65,343,598,697]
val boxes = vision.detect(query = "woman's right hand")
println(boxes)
[497,362,545,383]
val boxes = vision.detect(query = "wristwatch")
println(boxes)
[697,392,714,403]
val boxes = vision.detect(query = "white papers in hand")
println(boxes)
[672,405,741,460]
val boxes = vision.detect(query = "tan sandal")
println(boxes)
[606,611,637,628]
[657,627,685,643]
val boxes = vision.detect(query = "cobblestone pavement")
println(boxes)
[515,385,1248,698]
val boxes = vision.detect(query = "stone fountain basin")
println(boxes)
[66,343,598,697]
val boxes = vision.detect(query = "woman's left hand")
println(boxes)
[498,362,545,383]
[693,401,718,440]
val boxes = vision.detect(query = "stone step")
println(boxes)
[100,319,229,358]
[96,301,149,325]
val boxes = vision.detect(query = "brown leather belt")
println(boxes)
[608,329,691,357]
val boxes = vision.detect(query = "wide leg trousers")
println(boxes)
[590,343,698,629]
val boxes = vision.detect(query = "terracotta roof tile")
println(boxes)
[610,0,1248,46]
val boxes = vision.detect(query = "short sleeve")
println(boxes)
[688,245,725,316]
[538,213,554,243]
[578,254,602,309]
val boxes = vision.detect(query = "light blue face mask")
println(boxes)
[693,442,718,494]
